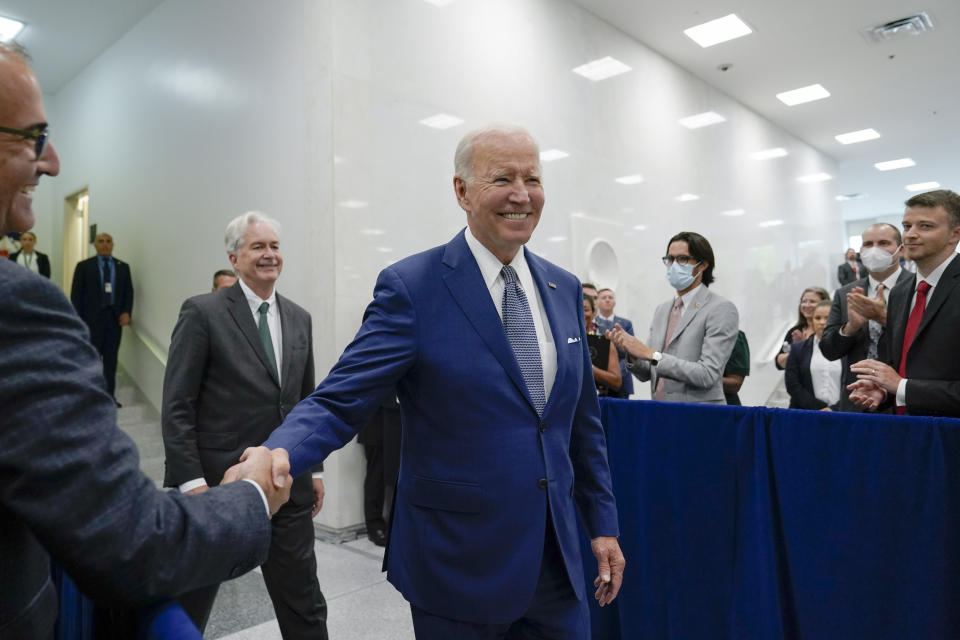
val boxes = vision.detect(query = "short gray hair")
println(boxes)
[224,211,282,253]
[454,124,539,183]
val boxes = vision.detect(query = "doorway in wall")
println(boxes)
[62,188,89,296]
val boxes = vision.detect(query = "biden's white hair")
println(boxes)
[454,124,540,183]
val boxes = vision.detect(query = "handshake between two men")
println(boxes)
[222,446,294,516]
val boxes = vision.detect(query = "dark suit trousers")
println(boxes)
[178,474,328,639]
[87,308,122,396]
[410,510,589,640]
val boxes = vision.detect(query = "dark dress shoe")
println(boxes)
[368,528,388,547]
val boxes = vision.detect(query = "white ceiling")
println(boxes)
[2,0,957,223]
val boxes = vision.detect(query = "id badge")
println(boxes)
[104,282,113,294]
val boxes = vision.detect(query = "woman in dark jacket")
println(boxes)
[8,230,50,278]
[785,300,841,410]
[775,286,830,369]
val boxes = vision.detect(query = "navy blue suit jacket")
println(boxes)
[264,230,619,623]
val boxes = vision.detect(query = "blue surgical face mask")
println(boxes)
[666,261,701,290]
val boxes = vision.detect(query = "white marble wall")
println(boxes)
[41,0,842,530]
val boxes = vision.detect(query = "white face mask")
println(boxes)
[859,245,900,273]
[666,261,701,290]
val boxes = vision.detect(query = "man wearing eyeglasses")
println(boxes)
[608,231,739,404]
[0,42,291,638]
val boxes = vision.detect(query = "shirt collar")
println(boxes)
[464,227,530,291]
[238,277,277,311]
[597,312,615,322]
[868,266,902,292]
[677,283,703,308]
[920,251,957,289]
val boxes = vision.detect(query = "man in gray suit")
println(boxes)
[162,211,328,638]
[609,231,738,404]
[820,223,911,411]
[0,42,291,639]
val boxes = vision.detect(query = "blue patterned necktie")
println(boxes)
[501,265,545,415]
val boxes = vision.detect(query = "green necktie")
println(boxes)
[257,302,279,381]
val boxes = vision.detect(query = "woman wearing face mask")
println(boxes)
[607,231,739,404]
[8,230,50,278]
[774,286,830,370]
[785,300,841,410]
[583,293,622,396]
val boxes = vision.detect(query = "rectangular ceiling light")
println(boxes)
[614,174,645,184]
[758,219,785,228]
[422,0,456,6]
[906,181,940,192]
[674,193,700,202]
[750,147,788,160]
[572,56,632,81]
[776,84,830,106]
[419,113,464,129]
[0,15,25,41]
[835,128,881,145]
[683,14,753,48]
[678,111,726,129]
[797,172,832,183]
[540,149,569,162]
[722,209,746,216]
[875,157,915,171]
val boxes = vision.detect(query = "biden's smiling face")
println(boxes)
[455,131,544,264]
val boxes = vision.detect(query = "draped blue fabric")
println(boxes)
[51,562,200,639]
[582,399,960,639]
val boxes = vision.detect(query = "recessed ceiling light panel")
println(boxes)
[540,149,569,162]
[572,56,632,81]
[758,219,785,228]
[683,13,753,48]
[422,0,456,6]
[797,173,832,183]
[906,181,940,192]
[750,147,788,160]
[835,128,881,145]
[614,174,645,185]
[419,113,464,129]
[722,209,746,216]
[678,111,726,129]
[674,193,700,202]
[875,157,915,171]
[776,84,831,106]
[0,15,25,41]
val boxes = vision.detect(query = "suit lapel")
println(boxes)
[667,286,710,348]
[915,257,960,340]
[277,294,294,390]
[440,232,532,409]
[888,272,916,366]
[226,284,280,387]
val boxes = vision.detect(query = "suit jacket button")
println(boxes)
[537,478,548,489]
[539,422,547,433]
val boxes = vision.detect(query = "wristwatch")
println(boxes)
[650,351,663,366]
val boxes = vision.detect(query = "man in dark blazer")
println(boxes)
[70,231,134,402]
[0,42,289,639]
[820,223,912,411]
[837,248,863,286]
[247,126,623,639]
[162,212,327,638]
[8,230,51,277]
[594,287,635,397]
[849,190,960,416]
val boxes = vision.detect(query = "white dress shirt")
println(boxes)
[464,229,558,402]
[809,335,841,407]
[15,251,39,274]
[674,283,703,320]
[896,252,957,406]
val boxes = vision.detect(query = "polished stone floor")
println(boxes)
[115,371,415,639]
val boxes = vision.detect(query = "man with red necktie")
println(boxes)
[848,189,960,416]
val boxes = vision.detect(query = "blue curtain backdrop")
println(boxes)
[581,400,960,639]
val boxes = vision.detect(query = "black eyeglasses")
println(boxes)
[661,255,700,266]
[0,124,49,159]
